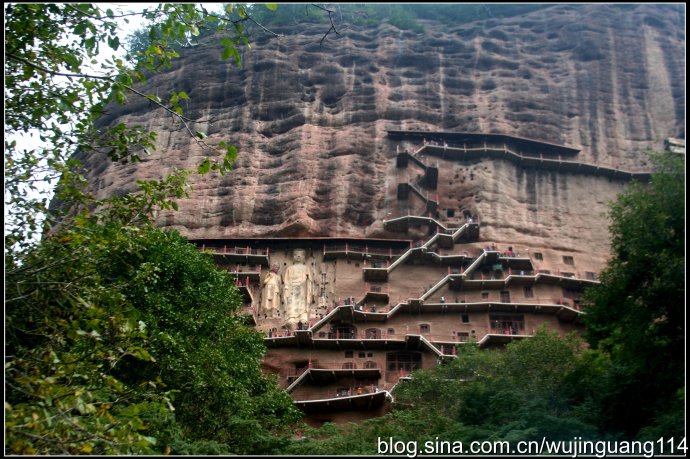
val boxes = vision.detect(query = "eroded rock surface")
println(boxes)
[85,4,685,256]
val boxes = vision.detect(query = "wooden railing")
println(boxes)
[323,244,407,258]
[293,384,385,401]
[198,245,269,256]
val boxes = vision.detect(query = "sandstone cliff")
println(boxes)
[85,3,685,256]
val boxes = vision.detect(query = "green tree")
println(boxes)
[106,228,302,453]
[5,3,302,454]
[284,153,686,453]
[582,152,685,438]
[4,3,277,254]
[283,328,607,454]
[5,199,301,454]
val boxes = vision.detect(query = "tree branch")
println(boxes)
[7,53,219,157]
[201,10,283,39]
[247,16,283,38]
[121,84,217,154]
[6,53,111,80]
[312,4,341,46]
[63,3,144,22]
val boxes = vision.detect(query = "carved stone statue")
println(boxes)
[282,249,314,327]
[260,264,281,319]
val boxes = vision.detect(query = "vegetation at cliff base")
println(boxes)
[582,152,685,440]
[280,153,686,454]
[4,2,685,455]
[5,219,301,454]
[282,329,609,455]
[5,3,301,455]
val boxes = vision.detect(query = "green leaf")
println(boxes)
[197,158,211,174]
[226,145,238,161]
[73,21,87,36]
[265,4,278,11]
[115,91,126,104]
[63,53,81,71]
[141,436,157,446]
[222,45,235,61]
[130,346,153,362]
[231,46,241,67]
[107,35,120,51]
[84,36,96,53]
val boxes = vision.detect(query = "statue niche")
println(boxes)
[282,249,314,327]
[260,264,281,319]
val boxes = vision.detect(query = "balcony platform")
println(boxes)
[295,390,389,414]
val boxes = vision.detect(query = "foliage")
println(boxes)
[398,329,604,440]
[283,153,687,452]
[5,3,302,455]
[5,208,301,454]
[247,3,554,36]
[6,2,685,453]
[4,3,276,254]
[105,226,302,453]
[125,3,278,67]
[283,154,686,452]
[583,152,685,437]
[282,328,608,454]
[385,5,425,33]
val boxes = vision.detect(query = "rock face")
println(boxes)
[86,3,685,256]
[80,4,684,425]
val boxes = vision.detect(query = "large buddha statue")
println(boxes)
[281,249,314,327]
